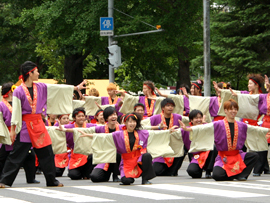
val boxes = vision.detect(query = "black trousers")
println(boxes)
[68,155,95,180]
[0,145,36,183]
[253,151,268,174]
[187,148,217,178]
[212,152,259,181]
[55,167,66,177]
[121,153,156,185]
[187,148,218,178]
[0,133,59,186]
[91,153,121,182]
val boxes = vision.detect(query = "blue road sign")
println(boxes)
[100,17,113,31]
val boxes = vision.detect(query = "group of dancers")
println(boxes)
[1,61,270,188]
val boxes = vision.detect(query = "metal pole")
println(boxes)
[108,0,114,83]
[203,0,211,97]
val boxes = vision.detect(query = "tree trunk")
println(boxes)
[176,46,191,90]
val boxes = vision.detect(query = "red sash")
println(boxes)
[194,151,210,169]
[109,96,118,105]
[22,114,52,148]
[262,115,270,143]
[55,153,69,168]
[122,150,143,178]
[218,150,246,177]
[69,149,88,170]
[145,96,156,117]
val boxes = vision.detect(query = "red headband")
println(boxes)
[75,111,85,116]
[143,84,155,95]
[249,78,262,93]
[95,111,103,117]
[134,104,144,111]
[3,90,11,98]
[124,114,137,122]
[192,83,201,90]
[59,114,69,120]
[19,67,38,82]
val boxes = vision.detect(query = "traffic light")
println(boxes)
[106,45,122,68]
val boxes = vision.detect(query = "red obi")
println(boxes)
[262,115,270,143]
[164,157,174,168]
[213,116,225,122]
[122,149,144,178]
[242,115,261,126]
[55,153,69,168]
[218,150,246,177]
[194,151,210,169]
[22,114,52,149]
[69,150,88,170]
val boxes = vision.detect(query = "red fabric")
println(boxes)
[69,150,88,170]
[164,157,174,168]
[121,150,143,178]
[35,155,39,167]
[262,115,270,143]
[55,153,69,168]
[218,150,246,177]
[194,151,210,169]
[22,114,52,149]
[213,116,225,121]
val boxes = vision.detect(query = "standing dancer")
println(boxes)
[0,61,85,188]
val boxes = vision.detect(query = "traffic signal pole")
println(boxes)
[203,0,211,97]
[108,0,115,83]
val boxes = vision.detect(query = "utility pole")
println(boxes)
[203,0,211,97]
[108,0,114,83]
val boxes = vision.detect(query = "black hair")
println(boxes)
[20,61,37,82]
[191,79,204,92]
[189,109,203,121]
[1,82,14,96]
[72,107,86,118]
[103,106,117,121]
[161,98,175,108]
[124,112,141,130]
[134,103,145,111]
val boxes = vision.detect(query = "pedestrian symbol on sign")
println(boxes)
[103,20,112,29]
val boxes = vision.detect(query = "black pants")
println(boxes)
[0,145,36,183]
[121,153,156,185]
[91,153,121,182]
[55,167,66,177]
[212,152,259,181]
[253,151,268,174]
[187,148,218,178]
[68,155,95,180]
[0,133,59,186]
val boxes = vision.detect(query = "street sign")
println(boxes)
[100,17,113,36]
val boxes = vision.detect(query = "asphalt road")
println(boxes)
[1,161,270,203]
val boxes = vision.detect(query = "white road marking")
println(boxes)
[0,195,31,203]
[139,184,269,198]
[7,187,114,202]
[74,185,192,200]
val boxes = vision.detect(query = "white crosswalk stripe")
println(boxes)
[198,181,270,191]
[7,187,114,202]
[138,183,269,198]
[0,195,31,203]
[74,185,192,200]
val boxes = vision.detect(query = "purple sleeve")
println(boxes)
[183,96,190,115]
[241,91,250,94]
[64,124,75,148]
[112,131,126,154]
[209,97,219,117]
[101,97,109,105]
[94,125,105,133]
[258,94,267,115]
[181,129,191,150]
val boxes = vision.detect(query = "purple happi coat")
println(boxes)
[0,101,13,151]
[149,113,191,164]
[13,83,47,143]
[213,120,247,168]
[112,130,149,178]
[101,96,123,117]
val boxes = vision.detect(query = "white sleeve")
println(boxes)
[189,123,214,153]
[46,126,67,154]
[73,127,96,155]
[167,94,184,115]
[47,84,74,114]
[0,112,12,145]
[236,94,260,120]
[245,125,269,151]
[189,96,212,123]
[218,89,240,116]
[11,96,22,134]
[119,94,139,114]
[153,96,166,115]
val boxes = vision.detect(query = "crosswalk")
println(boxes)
[1,180,270,202]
